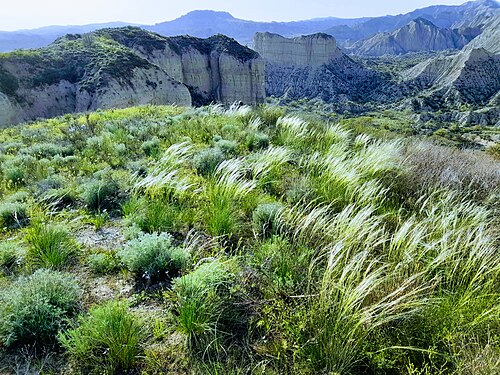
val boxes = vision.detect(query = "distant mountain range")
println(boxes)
[0,0,498,52]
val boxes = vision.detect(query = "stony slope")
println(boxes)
[0,27,265,126]
[403,47,500,107]
[253,32,400,105]
[351,18,470,56]
[464,13,500,53]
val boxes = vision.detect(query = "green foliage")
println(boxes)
[252,203,283,238]
[0,240,24,275]
[59,300,144,374]
[0,269,81,347]
[24,222,77,269]
[81,178,122,212]
[252,236,314,294]
[172,259,244,353]
[193,147,226,176]
[86,251,120,275]
[123,196,183,233]
[0,104,498,374]
[0,201,28,229]
[117,232,190,284]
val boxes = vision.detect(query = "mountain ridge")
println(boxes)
[1,0,498,52]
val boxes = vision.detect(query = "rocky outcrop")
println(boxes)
[101,29,265,106]
[352,18,470,56]
[0,27,265,127]
[403,47,500,106]
[254,32,400,104]
[253,32,340,66]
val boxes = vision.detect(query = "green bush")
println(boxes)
[193,148,226,176]
[86,252,120,275]
[214,139,237,155]
[141,137,160,157]
[25,223,77,269]
[173,259,244,352]
[0,240,25,275]
[59,300,144,374]
[252,236,314,294]
[117,232,190,284]
[124,197,181,233]
[81,178,121,212]
[40,187,78,209]
[246,131,270,151]
[0,202,29,229]
[0,269,81,347]
[252,203,283,238]
[3,165,25,186]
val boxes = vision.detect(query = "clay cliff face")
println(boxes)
[104,30,265,106]
[0,27,265,127]
[253,32,399,104]
[352,18,470,56]
[254,32,340,66]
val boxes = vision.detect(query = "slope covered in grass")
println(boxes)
[0,104,498,374]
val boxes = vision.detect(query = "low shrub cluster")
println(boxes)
[0,269,81,348]
[117,232,190,284]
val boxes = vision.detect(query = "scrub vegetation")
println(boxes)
[0,104,498,374]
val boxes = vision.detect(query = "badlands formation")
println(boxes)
[0,28,265,126]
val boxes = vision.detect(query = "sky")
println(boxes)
[1,0,469,31]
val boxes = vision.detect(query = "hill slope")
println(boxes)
[351,18,471,56]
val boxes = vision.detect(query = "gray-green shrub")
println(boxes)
[0,269,81,347]
[117,232,190,284]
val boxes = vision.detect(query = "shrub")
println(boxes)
[193,148,226,176]
[214,139,237,155]
[81,178,121,212]
[255,105,285,126]
[124,197,181,233]
[0,202,29,229]
[86,252,120,275]
[3,165,25,186]
[24,223,77,269]
[246,131,270,151]
[117,233,190,284]
[0,240,25,275]
[59,300,144,374]
[252,203,283,237]
[252,236,314,294]
[402,142,500,201]
[172,259,244,352]
[40,187,78,210]
[141,137,160,157]
[0,269,81,347]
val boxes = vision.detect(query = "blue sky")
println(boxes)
[1,0,468,31]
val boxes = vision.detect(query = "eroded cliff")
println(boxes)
[0,27,265,126]
[253,32,399,104]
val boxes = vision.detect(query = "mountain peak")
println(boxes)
[179,10,235,21]
[410,17,437,27]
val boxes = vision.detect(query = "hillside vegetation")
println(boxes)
[0,104,498,374]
